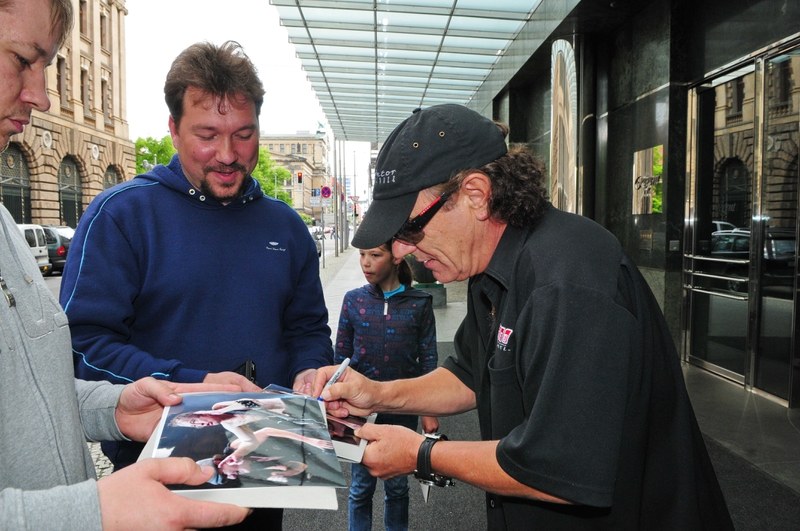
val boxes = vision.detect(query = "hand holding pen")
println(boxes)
[318,358,350,400]
[315,358,378,418]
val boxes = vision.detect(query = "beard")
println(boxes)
[200,162,249,203]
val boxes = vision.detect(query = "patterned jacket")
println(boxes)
[335,283,437,382]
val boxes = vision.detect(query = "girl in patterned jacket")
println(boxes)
[336,240,439,531]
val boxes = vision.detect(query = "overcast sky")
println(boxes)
[125,0,324,139]
[125,0,371,197]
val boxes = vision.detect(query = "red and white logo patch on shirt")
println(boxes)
[497,325,513,346]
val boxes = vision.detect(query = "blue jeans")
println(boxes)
[348,414,418,531]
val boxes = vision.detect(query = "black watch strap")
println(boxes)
[415,433,454,487]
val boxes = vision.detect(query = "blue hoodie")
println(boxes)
[61,154,333,389]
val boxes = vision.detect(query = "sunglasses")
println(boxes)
[393,192,452,245]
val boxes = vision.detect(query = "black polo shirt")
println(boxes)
[443,206,733,530]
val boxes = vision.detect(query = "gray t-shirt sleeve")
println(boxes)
[75,379,127,442]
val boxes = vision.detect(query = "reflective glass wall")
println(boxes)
[756,49,800,400]
[684,42,800,404]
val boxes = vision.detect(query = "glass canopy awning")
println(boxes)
[271,0,545,142]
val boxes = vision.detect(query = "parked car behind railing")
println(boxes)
[709,228,795,292]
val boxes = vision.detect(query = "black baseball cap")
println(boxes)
[352,104,507,249]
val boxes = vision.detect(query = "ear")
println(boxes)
[168,115,178,141]
[460,172,492,221]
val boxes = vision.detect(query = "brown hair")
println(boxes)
[0,0,73,47]
[164,41,265,128]
[382,240,413,286]
[432,123,549,228]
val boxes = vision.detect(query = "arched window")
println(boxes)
[0,144,32,223]
[104,165,120,190]
[59,156,83,227]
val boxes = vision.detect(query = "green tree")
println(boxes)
[251,147,292,205]
[134,136,176,175]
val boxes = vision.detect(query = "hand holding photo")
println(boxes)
[140,391,346,509]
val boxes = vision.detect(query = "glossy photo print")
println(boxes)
[147,391,346,508]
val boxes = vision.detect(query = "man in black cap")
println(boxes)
[316,104,733,530]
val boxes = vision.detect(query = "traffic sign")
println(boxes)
[321,186,332,199]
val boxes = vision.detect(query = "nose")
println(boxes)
[216,136,236,165]
[392,239,417,258]
[21,69,51,113]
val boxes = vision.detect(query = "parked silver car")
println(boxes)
[17,224,52,274]
[710,228,795,292]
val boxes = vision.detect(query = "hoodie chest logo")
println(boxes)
[265,241,286,252]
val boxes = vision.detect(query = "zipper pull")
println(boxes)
[0,275,15,307]
[384,299,388,315]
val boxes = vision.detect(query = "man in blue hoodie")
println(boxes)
[60,42,333,527]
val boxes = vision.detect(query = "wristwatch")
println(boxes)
[414,433,455,487]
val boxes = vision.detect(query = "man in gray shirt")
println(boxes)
[0,0,250,528]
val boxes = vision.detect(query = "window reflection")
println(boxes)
[756,50,799,400]
[688,45,800,402]
[688,69,755,379]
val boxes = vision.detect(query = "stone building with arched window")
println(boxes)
[0,0,134,226]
